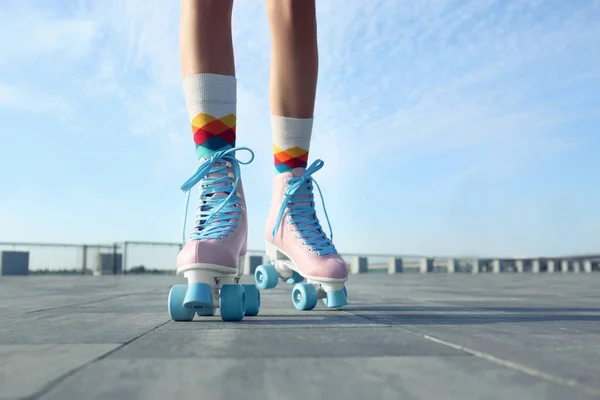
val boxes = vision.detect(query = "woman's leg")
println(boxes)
[262,0,348,309]
[267,0,318,119]
[267,0,318,173]
[174,1,254,322]
[180,0,236,160]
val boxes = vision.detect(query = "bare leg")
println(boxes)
[266,0,318,118]
[180,0,235,77]
[180,0,237,160]
[262,1,348,308]
[175,1,253,321]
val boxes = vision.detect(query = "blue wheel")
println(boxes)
[220,284,246,321]
[183,283,214,316]
[292,283,318,311]
[255,264,279,290]
[242,284,260,316]
[168,285,195,321]
[286,271,304,285]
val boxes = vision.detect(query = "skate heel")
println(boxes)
[324,289,347,308]
[183,283,214,315]
[265,240,279,262]
[286,271,304,284]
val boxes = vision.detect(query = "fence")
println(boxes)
[0,242,119,275]
[0,241,599,275]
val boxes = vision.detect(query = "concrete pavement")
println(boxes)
[1,274,599,400]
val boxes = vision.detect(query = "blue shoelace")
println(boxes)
[180,147,254,244]
[271,159,337,256]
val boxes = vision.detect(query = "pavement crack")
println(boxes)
[24,293,148,315]
[339,309,600,397]
[23,319,171,400]
[397,327,600,397]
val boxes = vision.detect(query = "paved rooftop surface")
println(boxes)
[1,274,599,400]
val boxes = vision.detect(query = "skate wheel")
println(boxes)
[286,271,304,285]
[322,286,348,307]
[220,284,246,321]
[183,283,214,316]
[168,285,195,322]
[242,284,260,316]
[255,264,279,290]
[292,283,318,311]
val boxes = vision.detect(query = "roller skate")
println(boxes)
[168,147,260,322]
[254,159,348,310]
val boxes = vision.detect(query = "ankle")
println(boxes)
[272,115,312,174]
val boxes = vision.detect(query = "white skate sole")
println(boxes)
[265,241,347,295]
[169,255,260,322]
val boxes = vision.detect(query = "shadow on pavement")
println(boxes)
[339,305,600,325]
[344,305,600,313]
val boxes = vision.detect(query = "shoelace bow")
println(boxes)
[272,159,337,256]
[180,147,254,244]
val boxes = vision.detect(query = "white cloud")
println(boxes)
[0,82,68,114]
[1,0,599,254]
[5,0,595,170]
[0,5,96,64]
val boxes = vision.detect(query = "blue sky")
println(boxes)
[0,0,599,258]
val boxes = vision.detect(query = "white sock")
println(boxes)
[183,73,236,159]
[271,115,313,173]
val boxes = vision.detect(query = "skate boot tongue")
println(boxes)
[180,147,254,243]
[273,160,337,256]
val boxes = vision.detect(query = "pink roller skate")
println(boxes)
[254,159,348,310]
[168,147,260,322]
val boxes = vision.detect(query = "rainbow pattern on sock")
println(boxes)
[192,113,236,159]
[273,144,309,173]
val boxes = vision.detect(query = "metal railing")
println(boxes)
[0,241,599,275]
